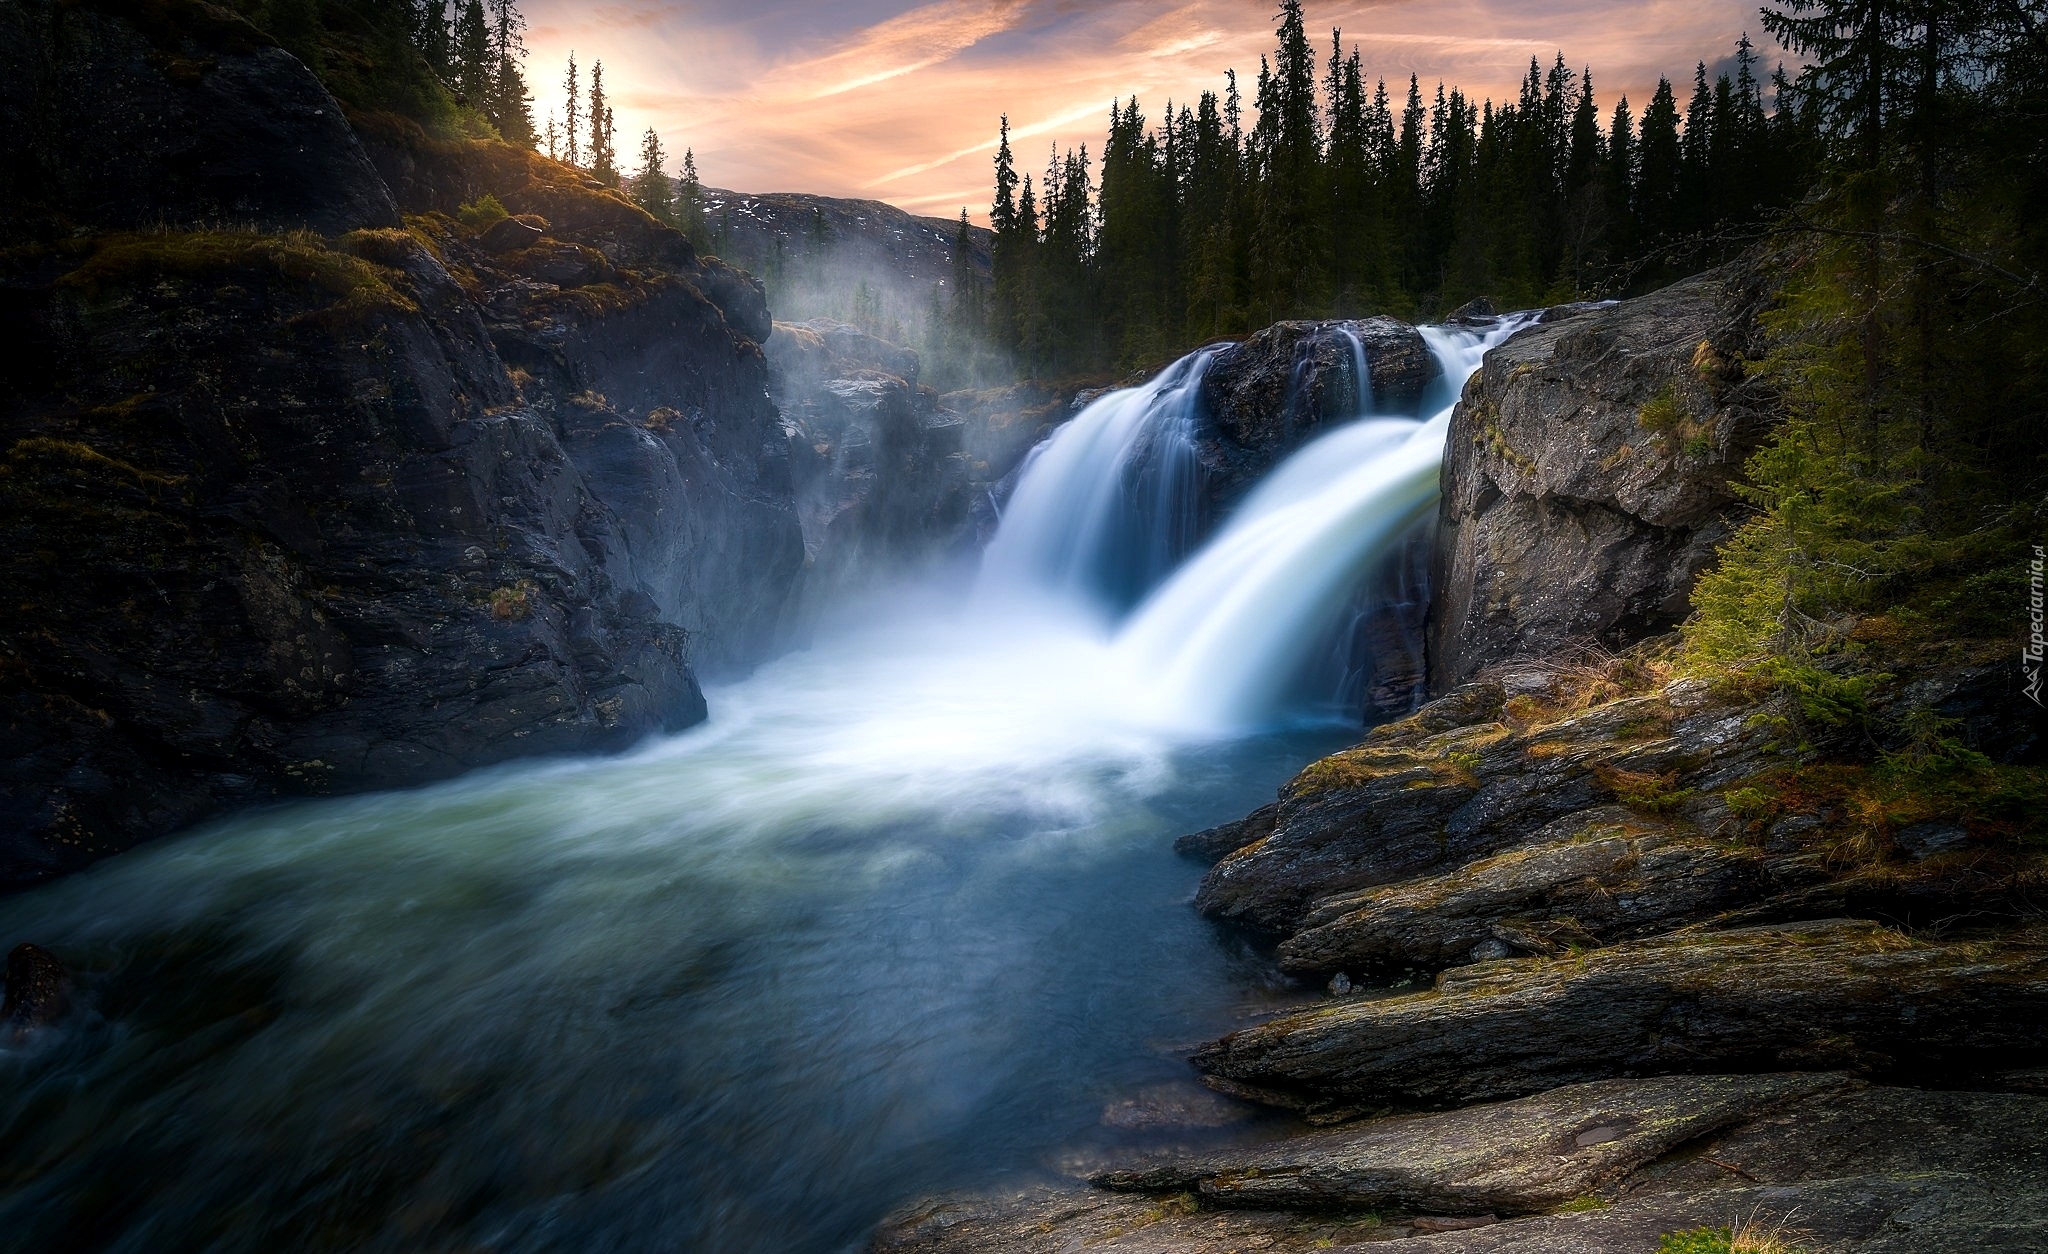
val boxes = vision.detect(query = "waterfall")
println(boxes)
[1111,314,1536,734]
[1336,324,1371,415]
[974,348,1215,616]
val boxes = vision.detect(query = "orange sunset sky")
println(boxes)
[521,0,1791,224]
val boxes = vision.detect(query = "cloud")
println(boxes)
[518,0,1784,222]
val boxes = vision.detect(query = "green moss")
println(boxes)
[59,230,416,318]
[1593,764,1694,816]
[1658,1227,1735,1254]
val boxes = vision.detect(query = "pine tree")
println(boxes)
[588,61,617,186]
[1679,62,1716,234]
[676,149,708,246]
[1249,0,1328,318]
[562,52,581,165]
[1635,77,1683,251]
[1604,94,1636,264]
[415,0,451,76]
[631,128,672,221]
[543,114,558,161]
[485,0,534,147]
[455,0,490,105]
[992,115,1019,234]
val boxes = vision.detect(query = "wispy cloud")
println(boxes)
[520,0,1784,222]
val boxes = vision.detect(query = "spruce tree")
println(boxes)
[1604,94,1636,264]
[631,128,672,221]
[485,0,534,147]
[676,149,708,246]
[455,0,490,105]
[1679,62,1716,233]
[588,62,618,186]
[562,52,581,165]
[1635,77,1683,252]
[416,0,451,77]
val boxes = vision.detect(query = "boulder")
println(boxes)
[477,212,547,252]
[1428,267,1779,691]
[1193,920,2048,1107]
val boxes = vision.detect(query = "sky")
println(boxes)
[520,0,1791,224]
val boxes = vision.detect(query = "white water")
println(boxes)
[1108,315,1535,733]
[975,349,1214,616]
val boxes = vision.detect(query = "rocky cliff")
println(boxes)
[1429,270,1777,691]
[0,0,803,886]
[767,319,975,607]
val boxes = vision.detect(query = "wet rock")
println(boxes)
[1094,1073,1845,1215]
[768,320,975,610]
[1448,297,1499,323]
[1194,920,2048,1107]
[1637,1084,2048,1197]
[1174,801,1278,864]
[1198,317,1436,509]
[1276,810,1785,975]
[871,1078,2048,1252]
[1353,1174,2038,1253]
[1429,266,1780,691]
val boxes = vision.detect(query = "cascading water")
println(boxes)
[1112,315,1536,733]
[975,348,1213,615]
[0,310,1534,1254]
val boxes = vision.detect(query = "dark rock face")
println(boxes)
[0,0,399,236]
[1429,270,1778,690]
[768,319,974,610]
[0,8,803,886]
[1197,317,1437,509]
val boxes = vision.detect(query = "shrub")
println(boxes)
[457,194,510,232]
[1638,386,1687,433]
[1593,764,1694,815]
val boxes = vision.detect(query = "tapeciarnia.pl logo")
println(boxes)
[2028,544,2046,707]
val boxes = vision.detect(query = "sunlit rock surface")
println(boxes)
[1429,269,1779,690]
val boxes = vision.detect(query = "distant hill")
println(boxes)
[699,189,993,339]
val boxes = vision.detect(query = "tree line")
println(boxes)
[968,0,1822,376]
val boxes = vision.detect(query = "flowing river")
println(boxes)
[0,317,1527,1253]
